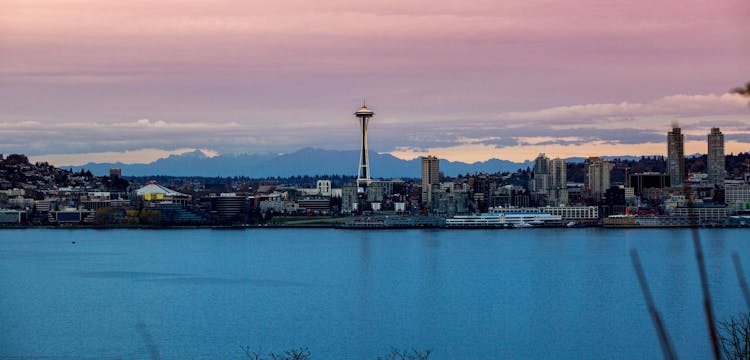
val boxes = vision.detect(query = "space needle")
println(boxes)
[354,101,374,188]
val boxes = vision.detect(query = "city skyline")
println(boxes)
[2,0,749,165]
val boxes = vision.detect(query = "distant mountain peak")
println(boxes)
[68,148,532,178]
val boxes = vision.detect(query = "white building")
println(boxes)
[446,212,562,227]
[134,182,190,205]
[316,180,332,197]
[490,206,599,221]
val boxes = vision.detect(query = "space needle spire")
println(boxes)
[354,100,374,187]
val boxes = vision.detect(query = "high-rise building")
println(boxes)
[532,153,550,195]
[421,155,440,206]
[667,124,685,187]
[707,127,726,186]
[354,102,374,188]
[533,153,550,174]
[550,158,568,205]
[584,157,613,201]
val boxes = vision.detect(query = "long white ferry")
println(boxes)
[445,212,563,227]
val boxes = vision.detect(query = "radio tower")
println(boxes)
[355,101,374,188]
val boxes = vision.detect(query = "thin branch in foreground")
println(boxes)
[135,320,161,360]
[630,248,678,360]
[732,252,750,312]
[718,313,750,360]
[692,230,721,360]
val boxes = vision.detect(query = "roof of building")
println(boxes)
[135,183,188,197]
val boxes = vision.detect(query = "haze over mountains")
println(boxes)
[66,148,531,178]
[64,148,652,178]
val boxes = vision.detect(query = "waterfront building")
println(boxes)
[421,155,440,206]
[0,209,26,223]
[584,157,613,201]
[50,209,95,224]
[445,212,563,227]
[667,124,685,187]
[671,206,728,225]
[550,157,568,205]
[298,198,331,214]
[602,215,636,227]
[148,203,208,224]
[204,193,247,220]
[707,127,726,186]
[354,103,374,188]
[725,183,750,210]
[2,194,35,211]
[489,206,599,222]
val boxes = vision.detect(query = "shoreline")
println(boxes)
[0,223,747,230]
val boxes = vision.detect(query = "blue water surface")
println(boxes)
[0,228,748,359]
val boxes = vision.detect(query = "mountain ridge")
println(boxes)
[66,148,535,178]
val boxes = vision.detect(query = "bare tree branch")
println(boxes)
[630,248,678,360]
[733,253,750,312]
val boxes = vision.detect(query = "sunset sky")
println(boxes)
[1,0,749,165]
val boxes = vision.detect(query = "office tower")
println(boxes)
[667,124,685,187]
[421,155,440,206]
[550,157,568,205]
[354,102,374,188]
[584,157,613,201]
[707,127,726,186]
[532,153,550,195]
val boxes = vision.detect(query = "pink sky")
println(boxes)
[1,0,749,165]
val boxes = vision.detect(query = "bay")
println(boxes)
[0,228,748,359]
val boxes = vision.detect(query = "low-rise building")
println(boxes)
[726,183,750,210]
[133,182,191,205]
[298,198,331,214]
[0,209,26,224]
[671,206,727,225]
[490,206,599,222]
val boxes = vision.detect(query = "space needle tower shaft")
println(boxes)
[354,102,374,187]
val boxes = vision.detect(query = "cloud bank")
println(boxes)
[1,0,748,163]
[2,92,748,164]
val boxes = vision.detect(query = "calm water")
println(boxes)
[0,228,748,359]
